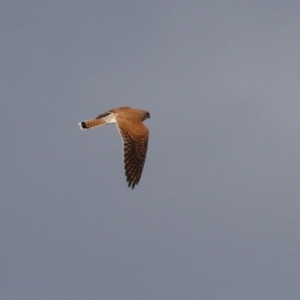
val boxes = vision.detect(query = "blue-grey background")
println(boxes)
[1,1,300,299]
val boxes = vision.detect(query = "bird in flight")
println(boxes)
[79,106,150,189]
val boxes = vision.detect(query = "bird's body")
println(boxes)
[79,107,150,189]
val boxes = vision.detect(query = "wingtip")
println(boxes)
[127,179,138,189]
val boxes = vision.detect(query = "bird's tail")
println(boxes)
[79,118,107,130]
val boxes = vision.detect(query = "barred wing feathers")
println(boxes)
[116,119,149,189]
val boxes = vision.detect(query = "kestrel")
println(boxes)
[79,106,150,189]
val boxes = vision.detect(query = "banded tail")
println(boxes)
[79,111,116,130]
[79,118,107,130]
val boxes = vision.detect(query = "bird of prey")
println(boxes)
[79,106,150,189]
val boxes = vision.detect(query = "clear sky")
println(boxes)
[1,1,300,299]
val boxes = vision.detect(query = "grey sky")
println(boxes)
[1,1,300,299]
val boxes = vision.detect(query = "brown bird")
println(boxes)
[79,106,150,189]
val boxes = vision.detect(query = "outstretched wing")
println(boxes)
[116,118,149,189]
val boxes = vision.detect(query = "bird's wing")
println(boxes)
[116,118,149,189]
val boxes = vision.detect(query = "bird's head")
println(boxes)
[143,111,150,121]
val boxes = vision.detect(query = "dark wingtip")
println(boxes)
[127,180,137,189]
